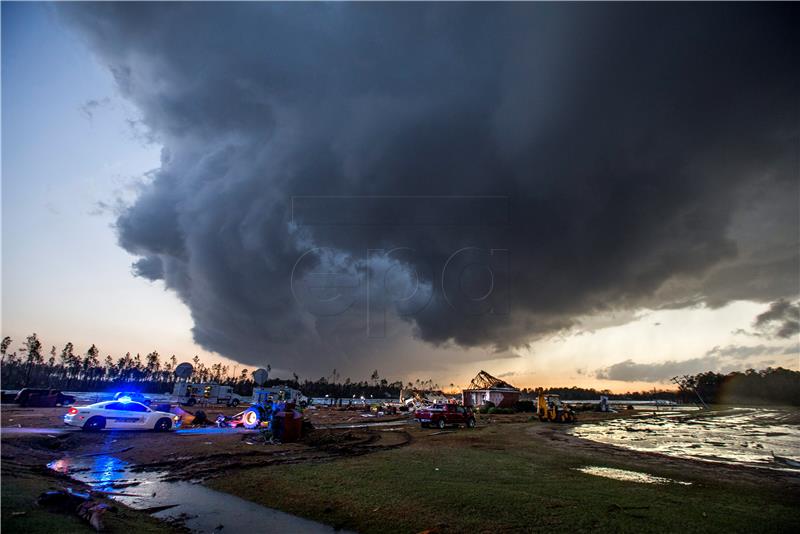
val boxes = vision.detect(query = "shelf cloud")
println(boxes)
[59,3,799,375]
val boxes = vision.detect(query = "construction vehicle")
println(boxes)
[536,388,576,423]
[240,401,276,429]
[218,398,304,442]
[216,398,276,429]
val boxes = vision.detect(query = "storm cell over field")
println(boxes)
[3,3,798,388]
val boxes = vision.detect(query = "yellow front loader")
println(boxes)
[536,388,576,423]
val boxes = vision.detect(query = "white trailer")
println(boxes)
[251,386,307,406]
[172,382,247,407]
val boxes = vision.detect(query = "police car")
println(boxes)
[113,391,152,406]
[64,399,178,431]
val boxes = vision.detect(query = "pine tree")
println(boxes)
[83,344,100,382]
[60,342,74,367]
[146,351,161,377]
[102,355,114,381]
[21,333,42,385]
[1,336,11,364]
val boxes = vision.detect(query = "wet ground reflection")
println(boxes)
[570,408,800,472]
[48,454,351,533]
[575,466,692,485]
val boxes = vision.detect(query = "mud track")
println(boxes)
[130,428,413,482]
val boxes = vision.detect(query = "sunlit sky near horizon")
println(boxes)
[2,3,798,392]
[2,4,232,369]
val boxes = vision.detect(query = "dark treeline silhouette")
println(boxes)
[679,368,800,406]
[529,367,800,406]
[528,386,678,402]
[1,334,218,394]
[0,334,406,398]
[3,334,797,404]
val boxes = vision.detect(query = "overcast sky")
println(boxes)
[2,3,798,391]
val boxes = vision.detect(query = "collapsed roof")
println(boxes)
[466,370,518,391]
[399,388,448,409]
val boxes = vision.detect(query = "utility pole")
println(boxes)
[671,375,709,409]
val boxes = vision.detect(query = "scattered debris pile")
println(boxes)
[400,389,448,411]
[37,487,110,531]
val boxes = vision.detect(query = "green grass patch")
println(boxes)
[208,425,800,533]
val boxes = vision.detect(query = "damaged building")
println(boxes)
[462,370,520,409]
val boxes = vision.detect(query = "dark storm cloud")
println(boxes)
[753,300,800,339]
[131,255,164,281]
[596,343,799,382]
[59,3,799,375]
[705,343,799,360]
[596,357,715,383]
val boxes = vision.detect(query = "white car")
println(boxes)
[64,400,178,431]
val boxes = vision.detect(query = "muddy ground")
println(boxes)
[0,404,613,488]
[0,404,413,477]
[0,403,415,532]
[3,404,796,491]
[3,404,799,533]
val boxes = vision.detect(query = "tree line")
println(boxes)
[534,367,800,406]
[532,386,678,402]
[1,334,230,394]
[0,334,408,398]
[3,333,797,404]
[677,368,800,406]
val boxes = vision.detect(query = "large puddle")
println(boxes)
[570,408,800,472]
[48,455,350,533]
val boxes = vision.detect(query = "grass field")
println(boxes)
[209,423,800,533]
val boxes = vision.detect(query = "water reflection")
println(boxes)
[47,455,349,533]
[576,466,692,485]
[570,408,800,471]
[47,455,129,491]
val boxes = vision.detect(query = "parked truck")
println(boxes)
[14,388,75,408]
[172,382,247,407]
[415,403,476,429]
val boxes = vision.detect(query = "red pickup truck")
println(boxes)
[415,404,476,429]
